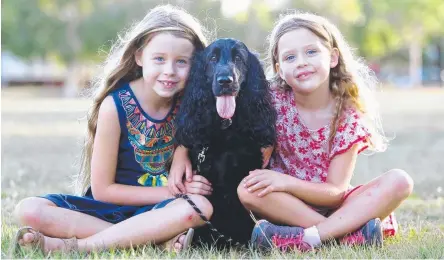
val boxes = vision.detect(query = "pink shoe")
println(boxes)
[251,220,313,252]
[271,233,313,252]
[381,212,398,237]
[340,218,383,247]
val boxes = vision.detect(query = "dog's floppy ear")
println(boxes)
[175,50,217,149]
[236,50,277,147]
[245,50,266,92]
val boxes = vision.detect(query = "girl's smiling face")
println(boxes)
[135,33,195,98]
[276,28,339,95]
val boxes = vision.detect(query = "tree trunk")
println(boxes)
[245,6,260,51]
[409,26,423,87]
[63,3,81,97]
[63,62,79,97]
[440,38,444,87]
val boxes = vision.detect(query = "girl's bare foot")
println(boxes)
[19,232,65,254]
[14,227,77,255]
[163,228,194,252]
[172,234,186,251]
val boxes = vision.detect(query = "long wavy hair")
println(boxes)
[266,11,387,153]
[75,5,208,195]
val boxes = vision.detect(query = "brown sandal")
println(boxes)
[10,226,45,256]
[10,226,78,257]
[160,228,194,252]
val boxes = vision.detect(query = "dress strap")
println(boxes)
[110,83,131,132]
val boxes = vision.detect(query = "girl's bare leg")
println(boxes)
[16,195,213,253]
[238,169,413,240]
[315,169,413,240]
[14,197,112,239]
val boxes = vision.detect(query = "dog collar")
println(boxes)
[221,118,232,129]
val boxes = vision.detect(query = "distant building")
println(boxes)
[1,51,65,87]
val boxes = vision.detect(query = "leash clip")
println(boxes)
[197,147,208,172]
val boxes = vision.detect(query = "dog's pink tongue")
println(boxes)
[216,96,236,119]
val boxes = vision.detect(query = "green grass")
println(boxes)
[2,199,443,259]
[2,87,444,258]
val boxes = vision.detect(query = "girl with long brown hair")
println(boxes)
[12,5,214,255]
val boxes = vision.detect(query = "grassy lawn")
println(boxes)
[2,86,444,258]
[1,198,443,259]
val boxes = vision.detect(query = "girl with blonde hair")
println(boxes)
[238,11,413,251]
[13,5,213,255]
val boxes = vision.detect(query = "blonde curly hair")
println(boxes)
[266,11,388,153]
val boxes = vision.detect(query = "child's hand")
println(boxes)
[261,146,274,168]
[184,175,213,196]
[243,169,288,197]
[168,146,193,195]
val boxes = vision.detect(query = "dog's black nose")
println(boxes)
[217,76,233,85]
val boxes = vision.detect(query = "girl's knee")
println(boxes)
[185,194,213,220]
[237,183,257,210]
[385,169,414,199]
[14,197,54,226]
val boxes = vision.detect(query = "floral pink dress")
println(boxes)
[269,89,397,237]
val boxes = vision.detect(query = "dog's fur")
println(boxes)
[175,38,277,248]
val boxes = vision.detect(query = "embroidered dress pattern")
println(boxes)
[39,83,180,224]
[118,89,179,187]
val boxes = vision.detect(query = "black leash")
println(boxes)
[174,193,240,246]
[178,140,241,247]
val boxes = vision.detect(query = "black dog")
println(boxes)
[175,38,276,248]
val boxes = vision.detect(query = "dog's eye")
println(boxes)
[210,55,217,62]
[234,55,241,62]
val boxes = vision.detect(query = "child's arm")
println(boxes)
[284,144,358,207]
[90,96,172,206]
[167,146,193,194]
[244,144,358,208]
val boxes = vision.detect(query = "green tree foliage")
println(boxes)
[2,0,64,59]
[357,0,444,58]
[2,0,443,65]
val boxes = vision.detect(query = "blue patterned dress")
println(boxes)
[41,82,180,224]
